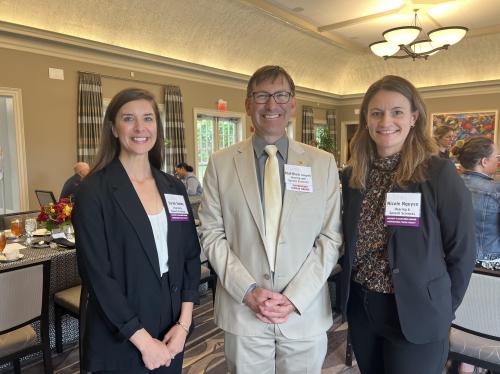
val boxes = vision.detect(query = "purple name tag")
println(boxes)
[170,214,189,222]
[385,216,420,227]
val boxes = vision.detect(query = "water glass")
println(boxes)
[25,218,37,245]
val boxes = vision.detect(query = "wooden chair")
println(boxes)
[0,210,39,231]
[54,285,81,353]
[0,260,52,374]
[448,268,500,373]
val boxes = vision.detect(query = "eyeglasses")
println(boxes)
[251,91,293,104]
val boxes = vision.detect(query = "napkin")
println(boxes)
[52,237,76,249]
[4,242,26,253]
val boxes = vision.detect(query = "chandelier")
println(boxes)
[370,9,468,60]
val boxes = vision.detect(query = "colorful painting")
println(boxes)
[431,111,497,163]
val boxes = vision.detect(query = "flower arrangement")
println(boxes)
[36,198,74,231]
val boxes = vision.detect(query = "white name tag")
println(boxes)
[384,192,421,227]
[164,194,189,221]
[284,164,313,193]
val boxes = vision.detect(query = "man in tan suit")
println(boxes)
[198,65,342,373]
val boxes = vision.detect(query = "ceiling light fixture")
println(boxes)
[370,9,467,60]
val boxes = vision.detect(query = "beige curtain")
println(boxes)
[301,106,314,145]
[326,109,338,160]
[77,73,103,164]
[164,85,186,174]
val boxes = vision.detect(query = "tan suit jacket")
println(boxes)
[198,137,343,339]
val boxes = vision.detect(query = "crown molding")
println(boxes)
[335,80,500,106]
[1,21,499,108]
[0,20,340,106]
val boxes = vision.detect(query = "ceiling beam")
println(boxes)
[318,5,406,32]
[238,0,363,51]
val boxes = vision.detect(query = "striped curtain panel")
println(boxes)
[164,85,186,174]
[77,73,103,164]
[326,109,338,160]
[301,106,314,145]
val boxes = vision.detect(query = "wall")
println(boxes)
[0,47,331,209]
[335,93,500,163]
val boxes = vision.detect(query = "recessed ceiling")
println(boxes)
[263,0,500,48]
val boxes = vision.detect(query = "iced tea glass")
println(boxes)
[0,231,6,253]
[10,219,22,237]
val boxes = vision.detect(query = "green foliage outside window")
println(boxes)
[316,126,337,156]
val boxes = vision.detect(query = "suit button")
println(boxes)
[171,285,179,292]
[392,268,400,274]
[264,274,270,280]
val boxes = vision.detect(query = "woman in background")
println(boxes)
[433,125,455,159]
[456,136,499,261]
[453,137,498,374]
[74,88,200,373]
[174,162,203,196]
[341,75,476,374]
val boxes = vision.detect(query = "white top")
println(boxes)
[148,208,169,275]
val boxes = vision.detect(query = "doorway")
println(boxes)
[340,121,359,166]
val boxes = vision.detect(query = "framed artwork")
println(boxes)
[431,110,498,163]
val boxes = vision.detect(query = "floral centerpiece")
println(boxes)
[36,198,74,231]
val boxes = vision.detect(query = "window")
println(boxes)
[314,121,328,146]
[194,108,245,182]
[0,88,28,213]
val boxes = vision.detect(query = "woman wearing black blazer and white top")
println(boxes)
[341,76,476,374]
[74,88,200,373]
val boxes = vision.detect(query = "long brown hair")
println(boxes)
[89,88,164,176]
[348,75,438,189]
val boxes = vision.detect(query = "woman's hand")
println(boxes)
[130,328,172,369]
[162,323,189,359]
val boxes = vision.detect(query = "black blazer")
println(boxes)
[341,156,476,344]
[74,158,201,371]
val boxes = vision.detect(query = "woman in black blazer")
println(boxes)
[74,88,200,373]
[341,75,476,374]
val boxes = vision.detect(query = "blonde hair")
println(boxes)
[348,75,438,189]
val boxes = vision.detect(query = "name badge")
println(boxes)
[284,164,313,193]
[164,194,189,221]
[384,192,421,227]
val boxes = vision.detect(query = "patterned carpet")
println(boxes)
[15,291,359,374]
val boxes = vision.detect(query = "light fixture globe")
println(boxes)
[383,26,421,46]
[428,26,468,46]
[369,41,400,57]
[409,40,439,55]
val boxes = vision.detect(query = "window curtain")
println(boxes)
[301,106,314,145]
[326,109,338,160]
[77,72,103,164]
[164,86,186,174]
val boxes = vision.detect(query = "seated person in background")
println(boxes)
[433,125,455,159]
[60,162,89,200]
[455,136,499,263]
[174,162,203,196]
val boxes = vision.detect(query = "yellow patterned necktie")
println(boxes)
[264,145,282,272]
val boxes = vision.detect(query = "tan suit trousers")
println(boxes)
[224,326,327,374]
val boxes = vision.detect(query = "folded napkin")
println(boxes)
[52,237,76,249]
[4,242,26,253]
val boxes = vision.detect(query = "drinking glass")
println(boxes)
[10,219,22,237]
[25,218,37,245]
[0,231,6,253]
